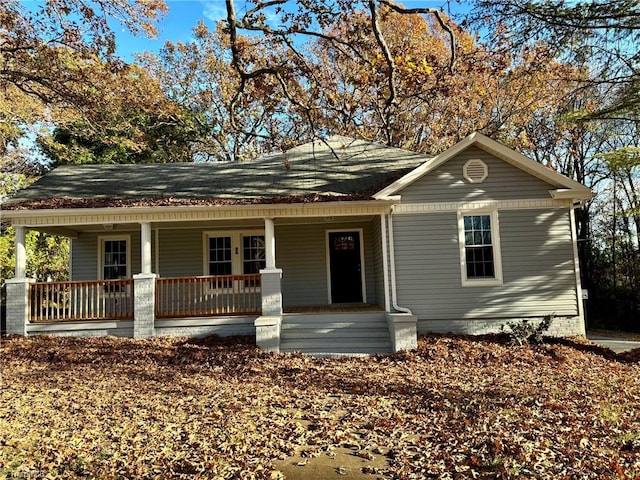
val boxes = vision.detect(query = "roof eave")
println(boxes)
[2,198,398,223]
[549,188,594,201]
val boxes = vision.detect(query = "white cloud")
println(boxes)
[198,0,283,29]
[199,0,228,23]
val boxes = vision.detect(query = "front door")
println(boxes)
[328,231,363,303]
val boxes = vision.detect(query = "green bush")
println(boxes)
[501,315,554,346]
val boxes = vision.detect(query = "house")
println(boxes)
[2,133,592,354]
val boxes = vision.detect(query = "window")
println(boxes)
[464,215,494,278]
[458,211,502,286]
[242,235,266,274]
[203,231,265,278]
[208,236,232,276]
[99,236,131,280]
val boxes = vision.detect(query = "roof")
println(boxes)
[375,132,593,200]
[3,136,428,210]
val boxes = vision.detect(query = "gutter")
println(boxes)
[549,188,594,202]
[3,199,398,227]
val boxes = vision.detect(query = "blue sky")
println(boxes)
[114,1,226,60]
[114,0,472,61]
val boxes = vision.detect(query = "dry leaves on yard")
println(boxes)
[1,334,639,479]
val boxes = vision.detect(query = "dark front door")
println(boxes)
[328,231,363,303]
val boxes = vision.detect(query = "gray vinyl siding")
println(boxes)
[277,222,376,307]
[400,147,555,203]
[276,224,328,306]
[71,231,141,280]
[392,208,578,320]
[71,234,96,280]
[157,228,203,277]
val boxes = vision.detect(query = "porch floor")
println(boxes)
[283,304,384,314]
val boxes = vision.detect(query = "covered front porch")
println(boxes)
[5,202,418,354]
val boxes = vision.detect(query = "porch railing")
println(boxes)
[29,279,134,323]
[155,274,261,318]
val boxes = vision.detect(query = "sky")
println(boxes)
[113,0,472,61]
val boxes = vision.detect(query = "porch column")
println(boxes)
[14,226,27,279]
[133,273,156,338]
[5,278,34,336]
[256,217,282,352]
[264,218,276,269]
[260,217,282,316]
[140,222,152,274]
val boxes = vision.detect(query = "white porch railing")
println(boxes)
[29,279,134,323]
[155,274,261,318]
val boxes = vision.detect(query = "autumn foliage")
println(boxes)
[1,334,638,479]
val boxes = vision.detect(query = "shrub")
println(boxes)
[501,315,554,346]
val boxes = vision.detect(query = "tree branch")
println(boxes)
[368,0,395,145]
[379,0,457,72]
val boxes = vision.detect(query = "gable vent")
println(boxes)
[463,159,488,183]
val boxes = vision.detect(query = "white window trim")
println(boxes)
[154,228,160,277]
[325,228,367,304]
[97,234,132,280]
[69,239,74,281]
[457,210,503,287]
[202,230,265,276]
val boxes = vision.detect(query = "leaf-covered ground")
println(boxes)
[1,334,639,479]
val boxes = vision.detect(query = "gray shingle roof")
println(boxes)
[4,136,429,209]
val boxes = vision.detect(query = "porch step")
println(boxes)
[280,313,391,355]
[282,327,389,339]
[282,312,387,324]
[280,338,392,355]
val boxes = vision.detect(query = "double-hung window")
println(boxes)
[208,236,232,276]
[98,235,131,293]
[99,235,131,280]
[204,231,265,287]
[458,211,503,286]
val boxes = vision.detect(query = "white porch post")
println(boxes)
[256,217,282,352]
[7,226,32,335]
[140,222,152,274]
[14,226,26,278]
[133,222,155,338]
[264,217,276,269]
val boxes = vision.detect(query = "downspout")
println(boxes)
[387,210,413,314]
[380,213,391,312]
[569,203,586,335]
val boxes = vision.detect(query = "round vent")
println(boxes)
[463,159,488,183]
